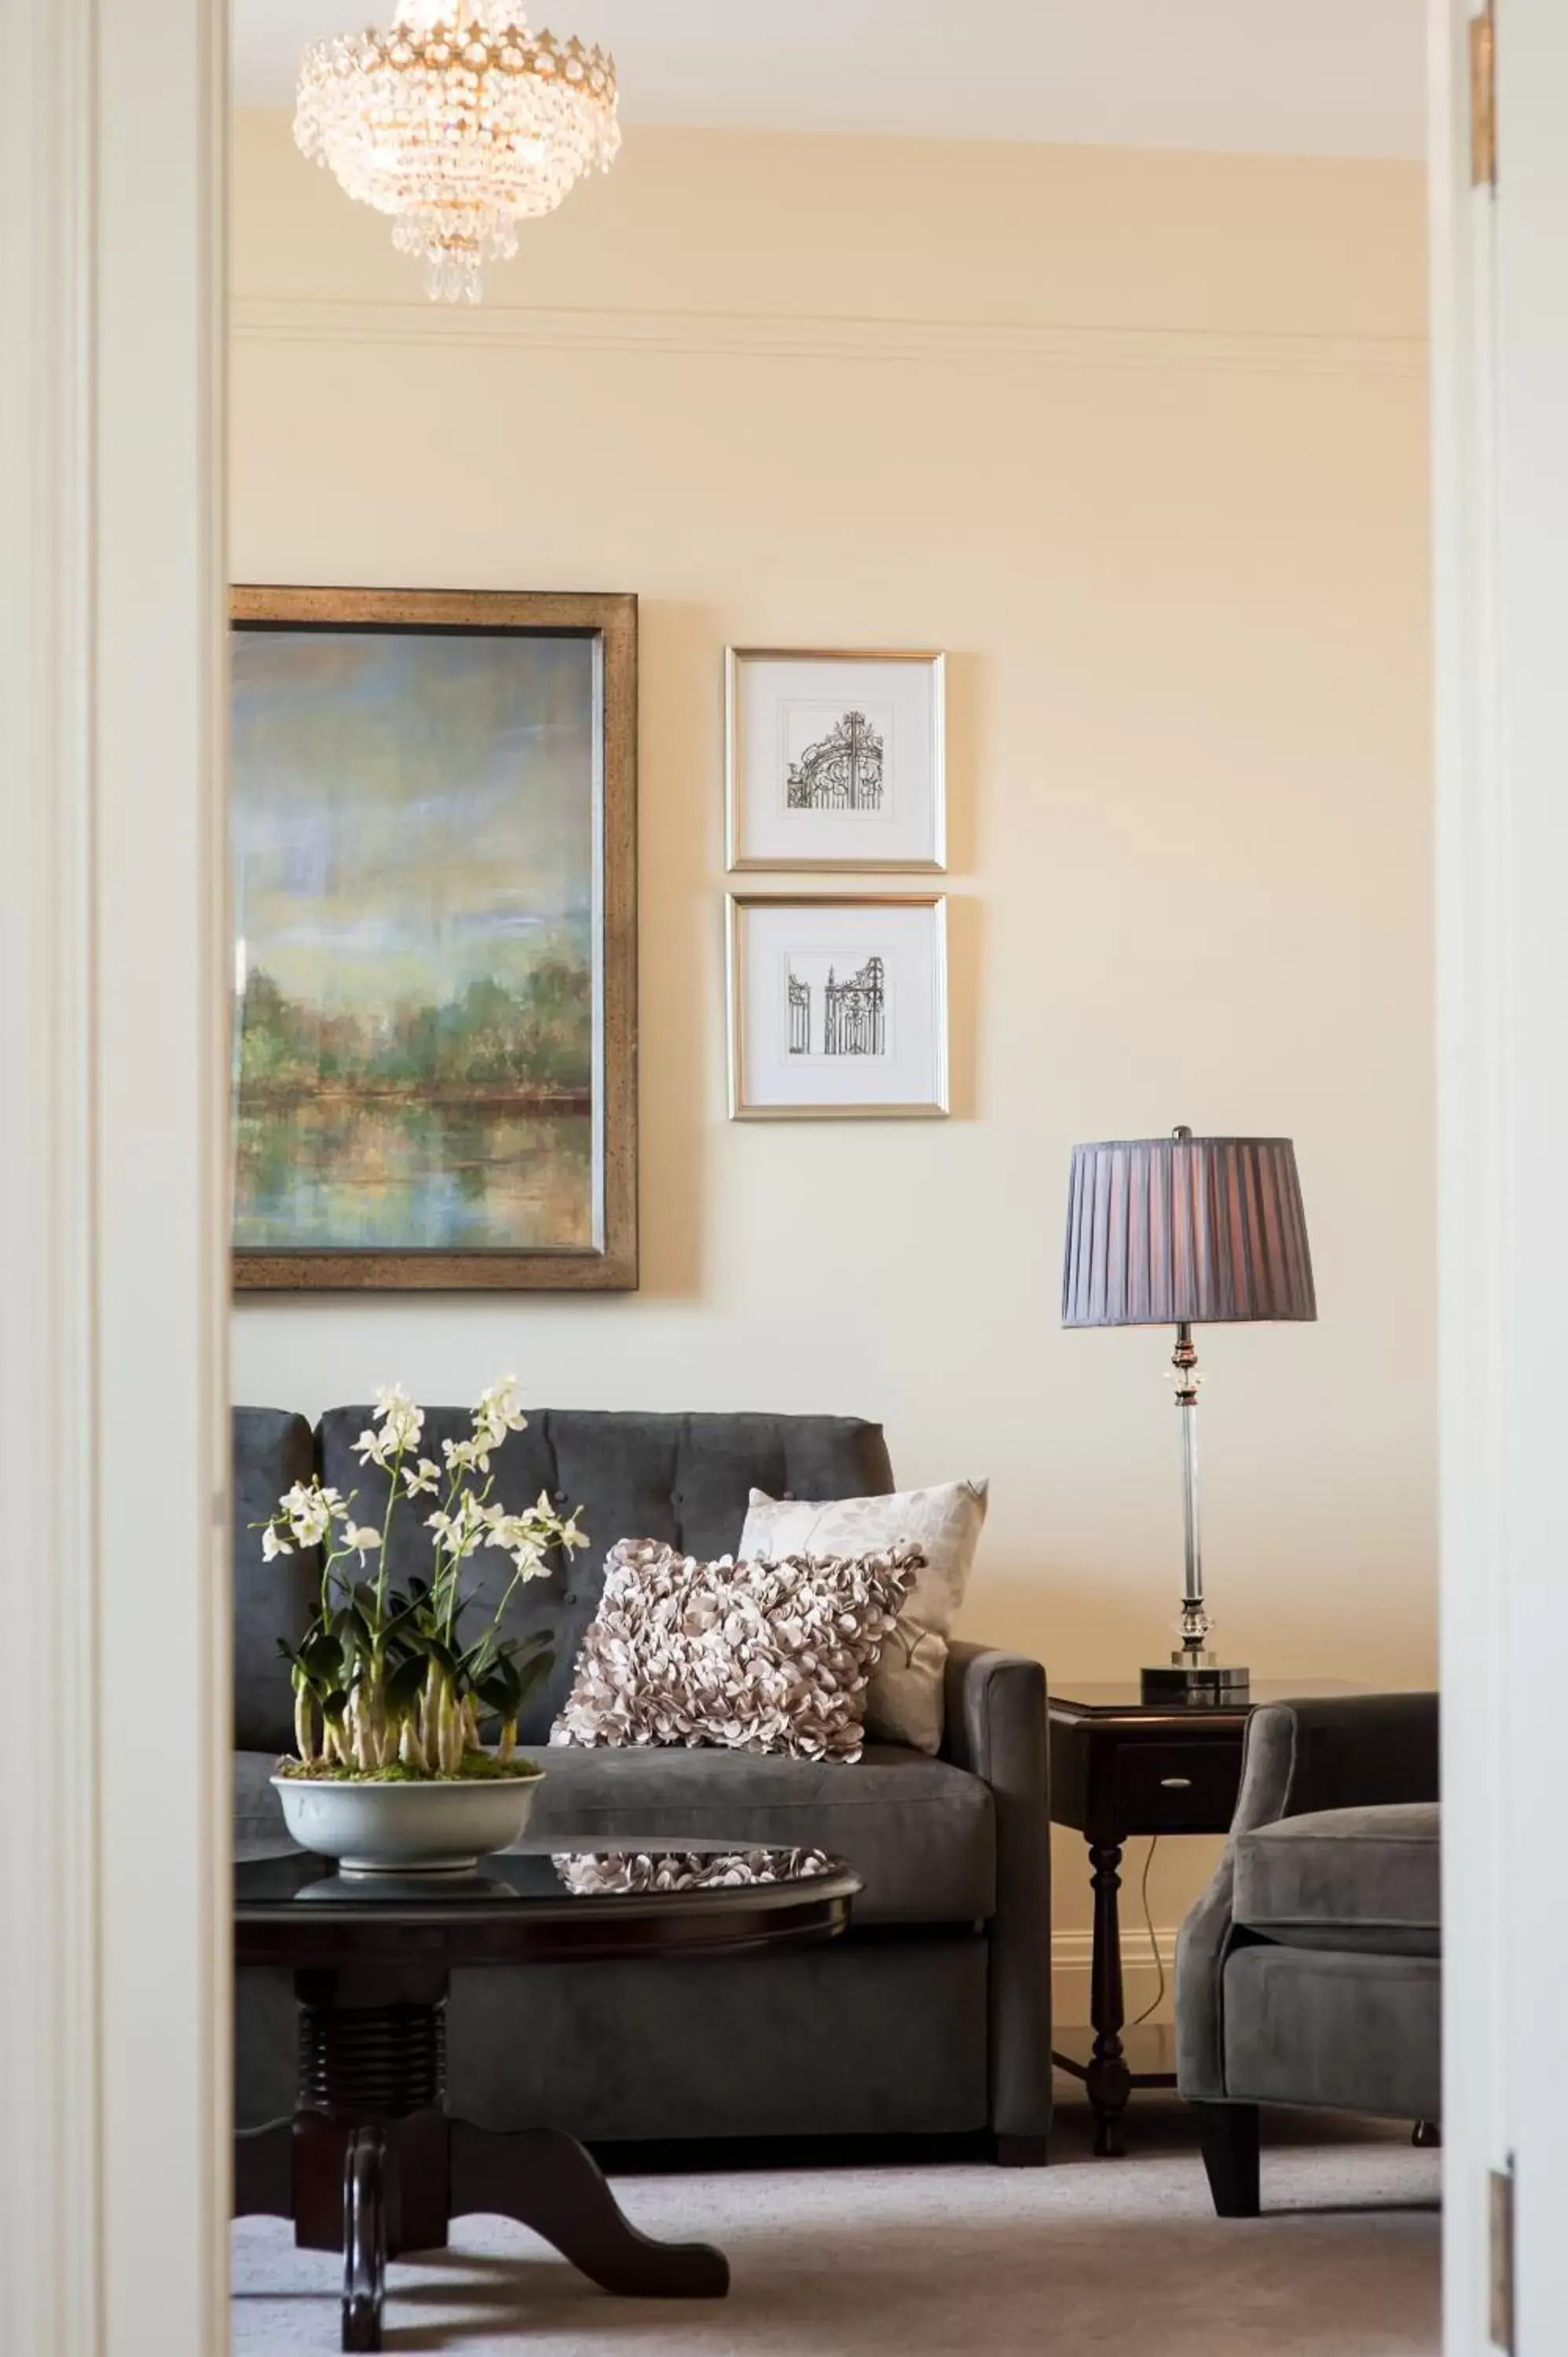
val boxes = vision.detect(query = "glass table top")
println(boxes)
[236,1836,849,1917]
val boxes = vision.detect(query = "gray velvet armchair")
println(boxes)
[1175,1692,1441,2215]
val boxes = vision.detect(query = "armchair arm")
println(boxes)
[1241,1692,1440,1824]
[1176,1691,1439,2100]
[942,1640,1052,2144]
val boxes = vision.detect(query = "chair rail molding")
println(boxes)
[0,1,230,2352]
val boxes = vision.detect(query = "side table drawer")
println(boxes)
[1113,1741,1241,1834]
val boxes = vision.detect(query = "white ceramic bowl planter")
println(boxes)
[273,1764,544,1876]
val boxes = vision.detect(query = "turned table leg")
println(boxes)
[341,2128,387,2353]
[1086,1842,1131,2157]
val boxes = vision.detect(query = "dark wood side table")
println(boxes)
[1048,1678,1355,2157]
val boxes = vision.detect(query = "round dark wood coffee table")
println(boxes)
[235,1837,859,2351]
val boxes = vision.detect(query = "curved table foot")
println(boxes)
[449,2121,729,2298]
[342,2128,387,2352]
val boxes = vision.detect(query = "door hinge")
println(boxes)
[1490,2162,1515,2352]
[1471,3,1497,189]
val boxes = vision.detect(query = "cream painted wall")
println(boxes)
[230,115,1435,1948]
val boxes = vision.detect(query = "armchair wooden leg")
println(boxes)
[1192,2102,1261,2217]
[994,2135,1050,2168]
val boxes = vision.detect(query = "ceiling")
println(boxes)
[232,0,1426,160]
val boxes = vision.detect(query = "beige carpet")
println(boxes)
[231,2088,1440,2355]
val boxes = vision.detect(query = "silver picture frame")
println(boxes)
[725,647,947,873]
[727,892,951,1120]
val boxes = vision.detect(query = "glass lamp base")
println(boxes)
[1141,1661,1251,1706]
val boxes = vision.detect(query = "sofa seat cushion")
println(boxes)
[1233,1802,1441,1957]
[520,1742,993,1927]
[232,1739,994,1927]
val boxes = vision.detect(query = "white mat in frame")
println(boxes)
[727,648,946,873]
[727,893,949,1118]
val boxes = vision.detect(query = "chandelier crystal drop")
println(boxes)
[295,0,621,304]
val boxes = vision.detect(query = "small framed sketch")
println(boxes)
[727,894,949,1119]
[726,647,946,871]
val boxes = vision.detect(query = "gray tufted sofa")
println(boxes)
[233,1406,1053,2160]
[1175,1692,1441,2213]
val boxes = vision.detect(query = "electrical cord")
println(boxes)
[1127,1835,1166,2029]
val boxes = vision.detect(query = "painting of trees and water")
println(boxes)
[232,624,603,1262]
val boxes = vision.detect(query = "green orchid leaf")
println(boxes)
[299,1634,342,1686]
[381,1595,425,1644]
[515,1655,551,1706]
[474,1653,521,1706]
[331,1604,372,1658]
[383,1655,429,1717]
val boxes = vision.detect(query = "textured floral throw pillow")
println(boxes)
[550,1538,922,1764]
[738,1481,988,1756]
[554,1848,833,1897]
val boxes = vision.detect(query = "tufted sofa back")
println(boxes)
[233,1405,895,1754]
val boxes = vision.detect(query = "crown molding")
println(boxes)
[232,295,1427,380]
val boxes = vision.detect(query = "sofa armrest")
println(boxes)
[1176,1690,1439,2101]
[942,1641,1052,2143]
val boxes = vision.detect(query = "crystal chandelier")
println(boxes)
[295,2,621,304]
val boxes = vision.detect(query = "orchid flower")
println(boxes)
[258,1376,582,1782]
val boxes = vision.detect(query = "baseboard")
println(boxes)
[1051,1927,1178,2029]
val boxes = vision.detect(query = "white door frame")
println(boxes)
[1432,3,1568,2351]
[0,2,230,2352]
[2,0,1562,2351]
[1430,5,1507,2349]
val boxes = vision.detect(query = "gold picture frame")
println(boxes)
[727,893,950,1120]
[725,647,947,872]
[230,585,638,1292]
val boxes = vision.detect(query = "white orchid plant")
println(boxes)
[258,1379,587,1781]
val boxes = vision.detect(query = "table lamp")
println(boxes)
[1061,1127,1317,1705]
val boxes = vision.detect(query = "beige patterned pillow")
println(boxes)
[550,1538,921,1765]
[738,1481,988,1756]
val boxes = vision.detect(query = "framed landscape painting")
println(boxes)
[230,586,636,1290]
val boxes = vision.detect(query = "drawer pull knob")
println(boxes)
[1160,1776,1192,1790]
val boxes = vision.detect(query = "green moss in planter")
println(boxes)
[276,1752,544,1785]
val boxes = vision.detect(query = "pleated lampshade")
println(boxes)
[1061,1134,1317,1328]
